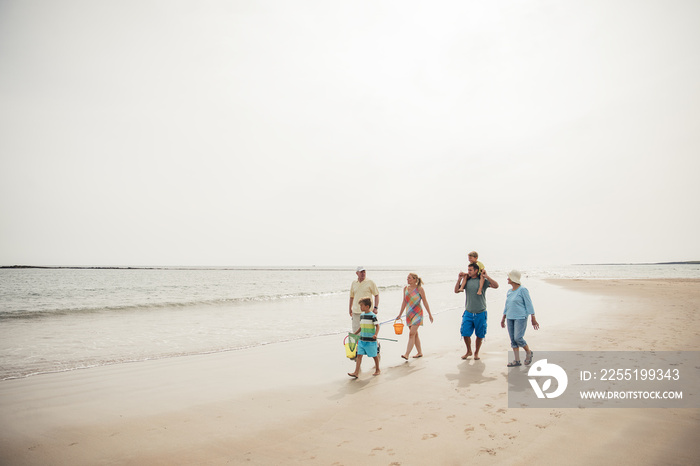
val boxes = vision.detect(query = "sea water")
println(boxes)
[1,264,698,380]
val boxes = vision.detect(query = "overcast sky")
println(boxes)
[1,0,698,268]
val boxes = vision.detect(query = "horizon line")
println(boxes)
[2,261,699,271]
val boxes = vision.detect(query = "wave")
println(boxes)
[0,327,360,381]
[0,279,452,321]
[0,288,355,320]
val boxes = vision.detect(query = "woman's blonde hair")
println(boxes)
[409,273,423,287]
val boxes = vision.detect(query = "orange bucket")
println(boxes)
[393,318,404,335]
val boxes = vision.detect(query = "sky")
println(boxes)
[1,0,699,268]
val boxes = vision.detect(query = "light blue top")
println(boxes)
[503,286,535,319]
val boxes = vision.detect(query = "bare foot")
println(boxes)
[347,372,358,378]
[373,370,381,376]
[477,290,482,295]
[401,355,408,361]
[413,354,423,358]
[461,352,472,360]
[474,354,481,360]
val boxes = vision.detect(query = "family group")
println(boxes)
[347,252,540,379]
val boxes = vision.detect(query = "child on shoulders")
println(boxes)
[468,251,487,295]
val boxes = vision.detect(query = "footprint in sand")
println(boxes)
[480,448,497,456]
[535,424,548,429]
[422,433,438,440]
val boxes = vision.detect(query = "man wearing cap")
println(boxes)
[455,263,499,360]
[349,267,380,333]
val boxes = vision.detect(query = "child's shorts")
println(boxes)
[357,340,378,357]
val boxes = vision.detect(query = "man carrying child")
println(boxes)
[455,262,499,360]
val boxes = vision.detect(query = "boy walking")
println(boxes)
[348,298,381,378]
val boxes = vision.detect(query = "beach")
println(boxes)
[1,278,699,465]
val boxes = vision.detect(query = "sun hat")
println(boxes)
[507,270,522,284]
[356,266,366,272]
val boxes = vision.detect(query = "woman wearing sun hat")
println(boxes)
[500,270,539,367]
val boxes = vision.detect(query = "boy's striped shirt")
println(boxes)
[359,312,378,341]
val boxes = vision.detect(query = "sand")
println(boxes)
[0,279,698,465]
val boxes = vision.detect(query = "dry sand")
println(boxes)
[0,279,698,465]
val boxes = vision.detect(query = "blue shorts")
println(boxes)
[357,340,378,357]
[461,311,487,339]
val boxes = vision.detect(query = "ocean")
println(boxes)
[1,264,699,380]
